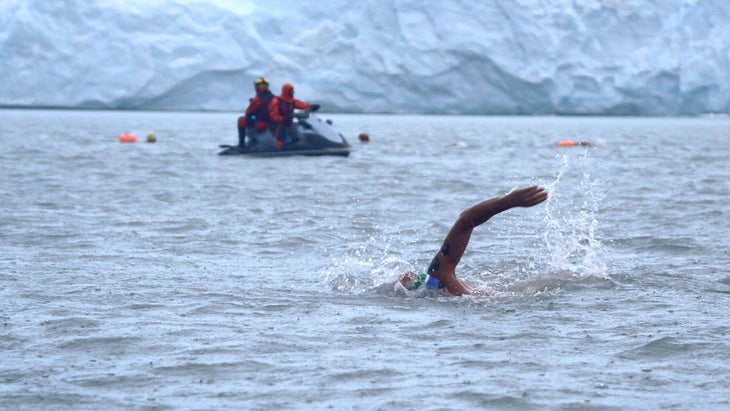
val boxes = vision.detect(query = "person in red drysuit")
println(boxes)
[267,83,320,149]
[238,77,275,149]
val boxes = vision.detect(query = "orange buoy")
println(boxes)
[557,139,576,147]
[119,133,137,143]
[558,139,594,147]
[358,132,370,143]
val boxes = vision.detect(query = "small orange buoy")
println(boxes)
[557,139,576,147]
[358,132,370,143]
[557,139,594,147]
[119,133,137,143]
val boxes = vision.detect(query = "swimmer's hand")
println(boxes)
[504,185,548,209]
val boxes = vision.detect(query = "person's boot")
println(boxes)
[275,126,286,149]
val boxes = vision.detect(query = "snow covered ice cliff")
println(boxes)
[1,0,729,115]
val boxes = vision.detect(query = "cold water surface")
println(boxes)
[1,110,729,410]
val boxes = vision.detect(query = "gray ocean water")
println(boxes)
[1,109,729,410]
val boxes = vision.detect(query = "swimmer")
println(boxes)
[399,185,548,296]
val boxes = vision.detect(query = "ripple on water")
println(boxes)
[617,336,703,361]
[40,317,101,337]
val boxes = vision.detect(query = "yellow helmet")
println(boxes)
[254,77,269,88]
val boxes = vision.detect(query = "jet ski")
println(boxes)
[218,111,351,157]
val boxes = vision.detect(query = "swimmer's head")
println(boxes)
[399,270,416,288]
[399,270,427,291]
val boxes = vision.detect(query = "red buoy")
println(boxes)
[557,139,594,147]
[557,139,576,147]
[119,133,137,143]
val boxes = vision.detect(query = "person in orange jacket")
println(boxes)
[268,83,320,149]
[237,77,275,150]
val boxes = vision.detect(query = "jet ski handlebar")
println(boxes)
[294,109,312,120]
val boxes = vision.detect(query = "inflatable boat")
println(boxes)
[218,111,351,157]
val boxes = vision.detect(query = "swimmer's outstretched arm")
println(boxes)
[427,186,548,296]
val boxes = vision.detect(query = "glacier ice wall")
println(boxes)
[1,0,729,115]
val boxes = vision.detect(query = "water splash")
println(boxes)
[321,226,413,294]
[471,150,610,297]
[539,150,607,279]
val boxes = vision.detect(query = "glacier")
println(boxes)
[1,0,729,115]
